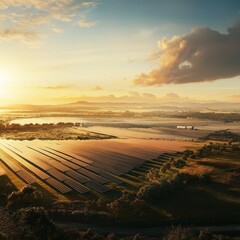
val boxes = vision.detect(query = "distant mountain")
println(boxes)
[1,100,240,113]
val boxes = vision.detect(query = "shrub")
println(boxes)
[137,179,175,202]
[172,159,187,168]
[7,185,43,208]
[163,226,194,240]
[160,162,171,173]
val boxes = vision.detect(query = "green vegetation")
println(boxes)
[0,122,114,140]
[204,130,240,142]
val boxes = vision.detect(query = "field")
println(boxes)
[0,125,113,141]
[152,152,240,225]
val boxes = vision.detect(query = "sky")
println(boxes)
[0,0,240,105]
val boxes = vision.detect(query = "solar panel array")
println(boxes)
[0,146,36,185]
[0,138,174,195]
[46,178,71,194]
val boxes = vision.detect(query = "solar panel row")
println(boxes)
[0,152,36,185]
[0,144,51,180]
[18,158,50,180]
[64,178,89,194]
[77,168,109,184]
[46,178,71,194]
[1,155,21,172]
[17,170,36,184]
[47,147,93,164]
[47,168,67,181]
[39,149,81,170]
[92,163,123,176]
[85,180,109,193]
[85,165,123,184]
[65,170,90,183]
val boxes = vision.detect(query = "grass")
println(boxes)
[149,150,240,225]
[0,127,114,141]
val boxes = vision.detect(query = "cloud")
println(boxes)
[39,84,72,90]
[164,92,181,101]
[0,0,98,44]
[134,21,240,85]
[59,92,159,103]
[77,20,97,28]
[80,1,98,7]
[93,85,103,91]
[142,93,157,99]
[52,27,64,33]
[0,29,40,42]
[229,93,240,100]
[50,91,195,104]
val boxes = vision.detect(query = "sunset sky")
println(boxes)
[0,0,240,105]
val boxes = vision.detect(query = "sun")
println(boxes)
[0,69,10,97]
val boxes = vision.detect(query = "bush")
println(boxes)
[137,179,175,202]
[7,185,43,208]
[172,159,187,168]
[137,171,211,203]
[13,207,57,239]
[160,162,171,173]
[147,168,160,181]
[163,226,194,240]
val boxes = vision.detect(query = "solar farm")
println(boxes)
[0,139,190,196]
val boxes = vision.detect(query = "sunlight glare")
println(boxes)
[0,69,10,97]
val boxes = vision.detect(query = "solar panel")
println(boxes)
[48,160,70,172]
[39,149,81,170]
[27,158,52,171]
[47,168,68,181]
[65,158,89,167]
[0,143,51,180]
[47,147,93,164]
[77,168,109,184]
[98,171,123,184]
[0,156,21,172]
[85,165,123,184]
[59,160,80,170]
[84,165,102,173]
[92,163,123,176]
[46,177,71,194]
[43,148,90,167]
[64,178,89,193]
[19,159,50,180]
[65,170,90,183]
[85,180,109,193]
[17,170,36,184]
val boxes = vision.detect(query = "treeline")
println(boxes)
[0,122,82,132]
[2,110,240,124]
[139,111,240,122]
[204,130,240,142]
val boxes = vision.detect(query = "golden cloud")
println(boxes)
[134,21,240,85]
